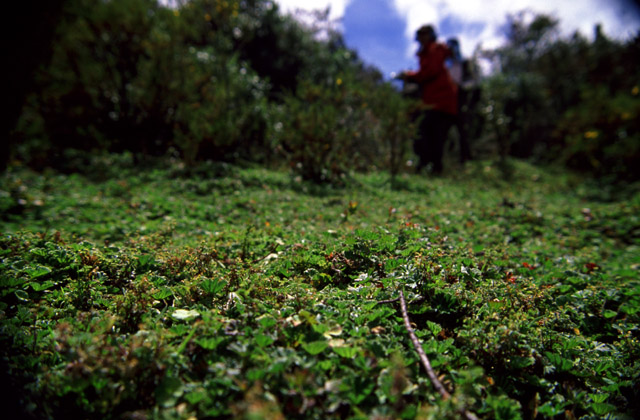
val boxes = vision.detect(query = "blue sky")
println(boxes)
[342,0,407,76]
[276,0,640,78]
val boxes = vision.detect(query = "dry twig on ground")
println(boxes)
[398,289,479,420]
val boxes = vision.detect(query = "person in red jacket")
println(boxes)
[399,25,458,174]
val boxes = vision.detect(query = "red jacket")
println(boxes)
[405,42,458,115]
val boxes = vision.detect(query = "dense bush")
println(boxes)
[8,2,639,182]
[12,0,274,166]
[480,12,640,180]
[10,0,414,178]
[555,85,640,180]
[271,71,416,184]
[13,0,170,165]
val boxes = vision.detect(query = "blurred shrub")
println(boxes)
[8,0,419,182]
[480,11,640,181]
[12,0,272,167]
[368,83,418,178]
[8,1,640,185]
[271,71,416,184]
[170,49,270,164]
[3,0,66,172]
[555,86,640,180]
[13,0,168,166]
[272,79,368,184]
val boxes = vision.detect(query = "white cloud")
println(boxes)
[275,0,639,60]
[275,0,352,21]
[159,1,638,55]
[158,0,638,74]
[391,0,639,58]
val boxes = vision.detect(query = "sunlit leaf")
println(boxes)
[153,287,173,300]
[201,278,226,295]
[333,346,359,358]
[255,334,274,348]
[196,336,224,350]
[15,289,29,302]
[29,280,55,291]
[171,309,200,321]
[26,265,51,279]
[302,340,327,355]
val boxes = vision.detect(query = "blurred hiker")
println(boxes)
[446,38,482,164]
[398,24,458,174]
[446,38,464,86]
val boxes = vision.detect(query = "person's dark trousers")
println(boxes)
[413,110,456,174]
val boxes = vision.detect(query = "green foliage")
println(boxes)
[1,161,639,418]
[555,85,640,180]
[8,3,640,184]
[10,0,411,178]
[273,79,365,184]
[12,0,275,166]
[480,11,640,180]
[272,73,415,184]
[171,50,270,164]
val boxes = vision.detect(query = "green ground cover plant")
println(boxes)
[1,159,639,419]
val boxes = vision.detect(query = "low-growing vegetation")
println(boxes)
[4,1,639,418]
[2,159,638,419]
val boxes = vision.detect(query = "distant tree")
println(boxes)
[481,11,640,180]
[481,12,560,158]
[3,0,66,171]
[9,0,412,180]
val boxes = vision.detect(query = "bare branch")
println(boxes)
[399,289,451,399]
[399,289,479,420]
[375,297,400,305]
[375,295,424,306]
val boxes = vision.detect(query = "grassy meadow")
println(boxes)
[1,158,639,419]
